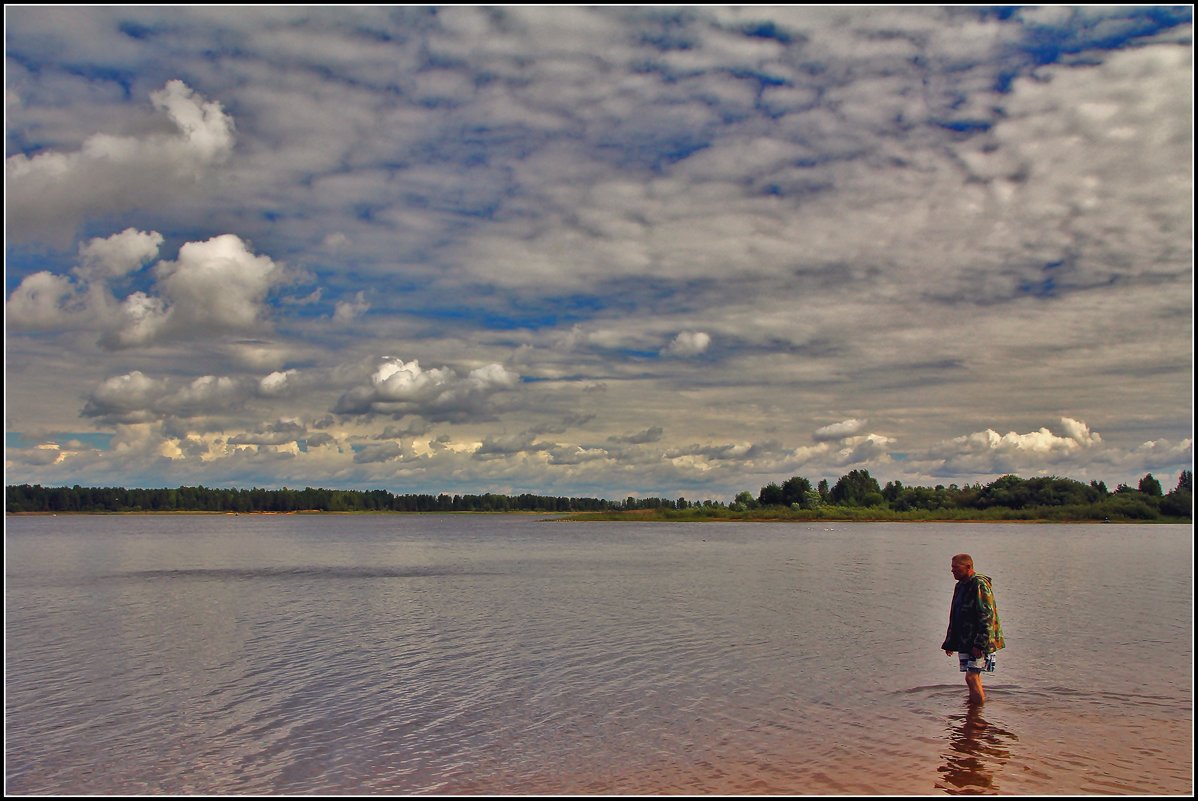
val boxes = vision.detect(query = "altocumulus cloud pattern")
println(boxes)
[5,6,1192,499]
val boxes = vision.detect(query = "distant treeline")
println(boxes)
[5,485,616,514]
[4,469,1192,520]
[732,469,1192,521]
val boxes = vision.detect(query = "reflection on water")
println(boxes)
[4,516,1191,795]
[937,703,1017,794]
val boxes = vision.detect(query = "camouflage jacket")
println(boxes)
[941,573,1005,654]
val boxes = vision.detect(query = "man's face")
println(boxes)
[951,559,973,580]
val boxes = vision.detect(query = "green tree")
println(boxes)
[781,476,813,507]
[732,490,758,511]
[1138,473,1163,497]
[1160,488,1192,518]
[758,482,785,506]
[1161,470,1193,519]
[829,469,884,507]
[978,475,1030,508]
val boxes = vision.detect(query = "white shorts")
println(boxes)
[958,652,996,673]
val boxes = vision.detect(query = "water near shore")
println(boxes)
[5,515,1191,794]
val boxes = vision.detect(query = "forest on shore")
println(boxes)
[5,468,1192,522]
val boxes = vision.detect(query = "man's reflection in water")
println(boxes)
[936,702,1017,794]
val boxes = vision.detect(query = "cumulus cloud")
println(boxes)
[6,231,289,348]
[113,234,287,347]
[149,79,236,161]
[662,331,712,357]
[75,228,165,282]
[80,371,169,424]
[919,417,1116,479]
[832,433,896,465]
[6,80,235,245]
[1129,437,1193,467]
[334,357,520,422]
[1058,417,1103,447]
[947,421,1100,457]
[4,271,85,330]
[5,228,163,331]
[81,370,252,424]
[813,419,867,442]
[259,370,294,397]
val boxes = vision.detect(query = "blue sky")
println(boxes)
[5,6,1193,499]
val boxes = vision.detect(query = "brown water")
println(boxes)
[5,515,1192,794]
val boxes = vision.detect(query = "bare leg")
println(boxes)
[965,671,985,705]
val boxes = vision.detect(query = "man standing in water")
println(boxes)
[942,554,1004,705]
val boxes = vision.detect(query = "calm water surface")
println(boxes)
[5,515,1192,795]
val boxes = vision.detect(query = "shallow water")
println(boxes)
[5,515,1192,794]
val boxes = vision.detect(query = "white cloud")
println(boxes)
[81,370,252,424]
[912,417,1121,481]
[80,371,171,424]
[7,231,289,349]
[1130,437,1193,467]
[6,80,235,245]
[813,419,867,442]
[75,228,165,281]
[961,417,1106,456]
[4,271,83,330]
[662,331,712,357]
[949,428,1082,457]
[148,79,236,162]
[1058,417,1103,448]
[102,233,287,348]
[7,228,164,334]
[334,357,520,422]
[833,434,896,466]
[332,291,370,323]
[168,375,244,415]
[154,235,285,331]
[258,369,299,397]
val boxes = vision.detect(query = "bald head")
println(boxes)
[951,554,975,580]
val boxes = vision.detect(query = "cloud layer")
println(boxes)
[5,7,1192,498]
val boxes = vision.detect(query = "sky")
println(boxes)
[4,5,1194,502]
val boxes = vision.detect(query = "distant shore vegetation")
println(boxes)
[5,469,1192,522]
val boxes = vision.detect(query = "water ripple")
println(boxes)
[102,565,500,581]
[5,517,1192,795]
